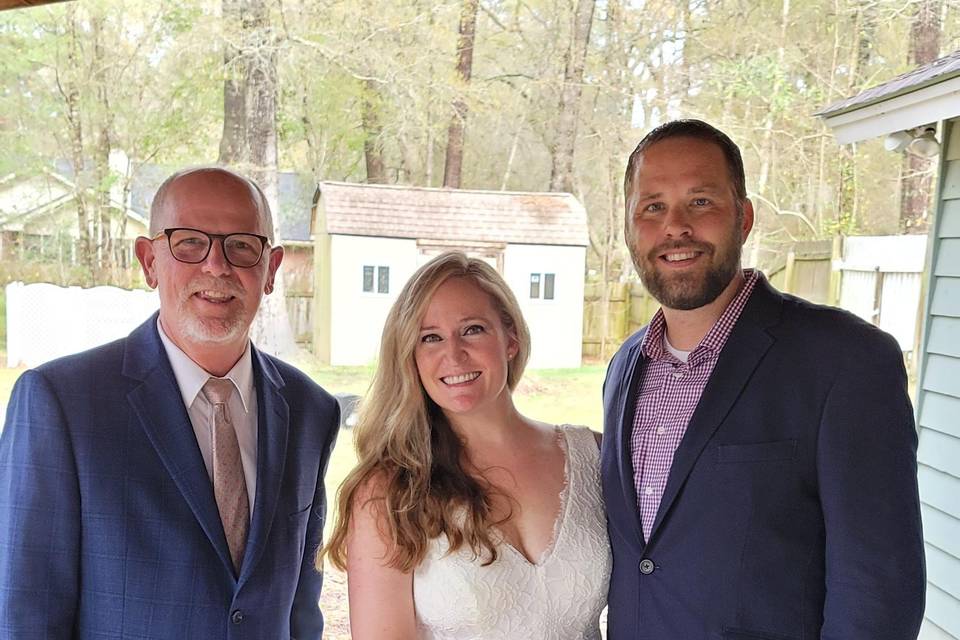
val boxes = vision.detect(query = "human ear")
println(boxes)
[135,236,159,288]
[263,245,285,294]
[740,199,755,243]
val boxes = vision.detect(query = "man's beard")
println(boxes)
[181,313,247,344]
[177,277,250,344]
[629,224,743,311]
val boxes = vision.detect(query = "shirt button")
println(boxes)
[644,486,654,496]
[657,426,666,435]
[639,558,656,575]
[231,610,244,624]
[672,370,684,379]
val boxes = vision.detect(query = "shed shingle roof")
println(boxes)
[317,181,589,247]
[817,48,960,117]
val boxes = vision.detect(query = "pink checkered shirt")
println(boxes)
[631,269,760,540]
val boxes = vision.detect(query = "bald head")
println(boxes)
[149,166,275,242]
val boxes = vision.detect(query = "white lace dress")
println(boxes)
[413,425,611,639]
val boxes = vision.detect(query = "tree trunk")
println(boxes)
[91,12,114,280]
[500,120,522,191]
[899,0,941,234]
[361,79,387,184]
[442,0,479,189]
[591,0,629,358]
[836,2,876,232]
[815,8,843,231]
[218,0,298,358]
[219,0,246,163]
[549,0,596,193]
[756,0,790,200]
[64,4,93,284]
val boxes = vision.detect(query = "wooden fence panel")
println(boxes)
[285,294,313,346]
[792,258,832,304]
[582,281,657,360]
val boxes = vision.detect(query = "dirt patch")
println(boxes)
[320,566,351,639]
[514,375,551,395]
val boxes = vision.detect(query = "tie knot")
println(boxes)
[203,377,235,405]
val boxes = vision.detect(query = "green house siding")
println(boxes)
[918,118,960,639]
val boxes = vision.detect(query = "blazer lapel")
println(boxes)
[647,280,782,543]
[238,348,290,585]
[614,338,647,549]
[122,315,235,576]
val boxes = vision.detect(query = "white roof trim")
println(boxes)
[820,75,960,144]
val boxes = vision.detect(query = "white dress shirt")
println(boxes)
[157,320,258,516]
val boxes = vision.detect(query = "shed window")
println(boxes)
[362,266,375,292]
[530,272,555,300]
[377,266,390,294]
[529,273,540,298]
[363,265,390,294]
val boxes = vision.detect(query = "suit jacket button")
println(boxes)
[639,558,655,575]
[231,609,244,624]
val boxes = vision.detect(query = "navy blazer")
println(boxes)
[601,278,925,640]
[0,314,339,639]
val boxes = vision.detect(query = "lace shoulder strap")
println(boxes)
[560,424,600,473]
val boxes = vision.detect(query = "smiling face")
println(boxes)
[625,136,753,311]
[135,169,283,369]
[414,276,519,420]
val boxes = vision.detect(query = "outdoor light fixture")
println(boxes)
[908,126,940,157]
[883,125,941,157]
[883,130,913,152]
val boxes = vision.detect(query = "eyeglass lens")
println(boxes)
[168,229,264,267]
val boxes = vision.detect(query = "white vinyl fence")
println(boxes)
[5,281,159,368]
[838,235,928,352]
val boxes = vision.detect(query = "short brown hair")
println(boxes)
[624,119,747,206]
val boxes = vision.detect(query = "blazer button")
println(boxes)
[231,609,244,624]
[639,558,655,575]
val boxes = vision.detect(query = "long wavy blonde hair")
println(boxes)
[321,251,531,572]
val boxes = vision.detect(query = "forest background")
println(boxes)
[0,0,958,339]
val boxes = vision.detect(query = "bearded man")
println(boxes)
[600,120,925,639]
[0,167,339,639]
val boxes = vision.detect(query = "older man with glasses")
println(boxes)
[0,167,340,639]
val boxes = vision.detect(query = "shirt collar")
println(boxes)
[156,319,255,414]
[640,268,760,362]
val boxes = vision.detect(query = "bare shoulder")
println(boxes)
[351,471,391,522]
[345,470,403,571]
[344,472,417,639]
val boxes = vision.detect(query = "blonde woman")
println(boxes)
[323,252,610,639]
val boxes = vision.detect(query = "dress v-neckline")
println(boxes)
[495,426,571,567]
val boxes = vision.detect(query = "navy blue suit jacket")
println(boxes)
[0,314,339,639]
[601,278,925,640]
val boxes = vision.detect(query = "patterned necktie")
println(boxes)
[203,377,249,575]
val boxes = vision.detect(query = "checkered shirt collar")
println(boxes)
[640,269,760,363]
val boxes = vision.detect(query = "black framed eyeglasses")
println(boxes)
[151,227,270,268]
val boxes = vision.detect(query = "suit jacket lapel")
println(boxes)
[647,280,782,543]
[122,315,236,576]
[238,348,289,585]
[615,338,647,549]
